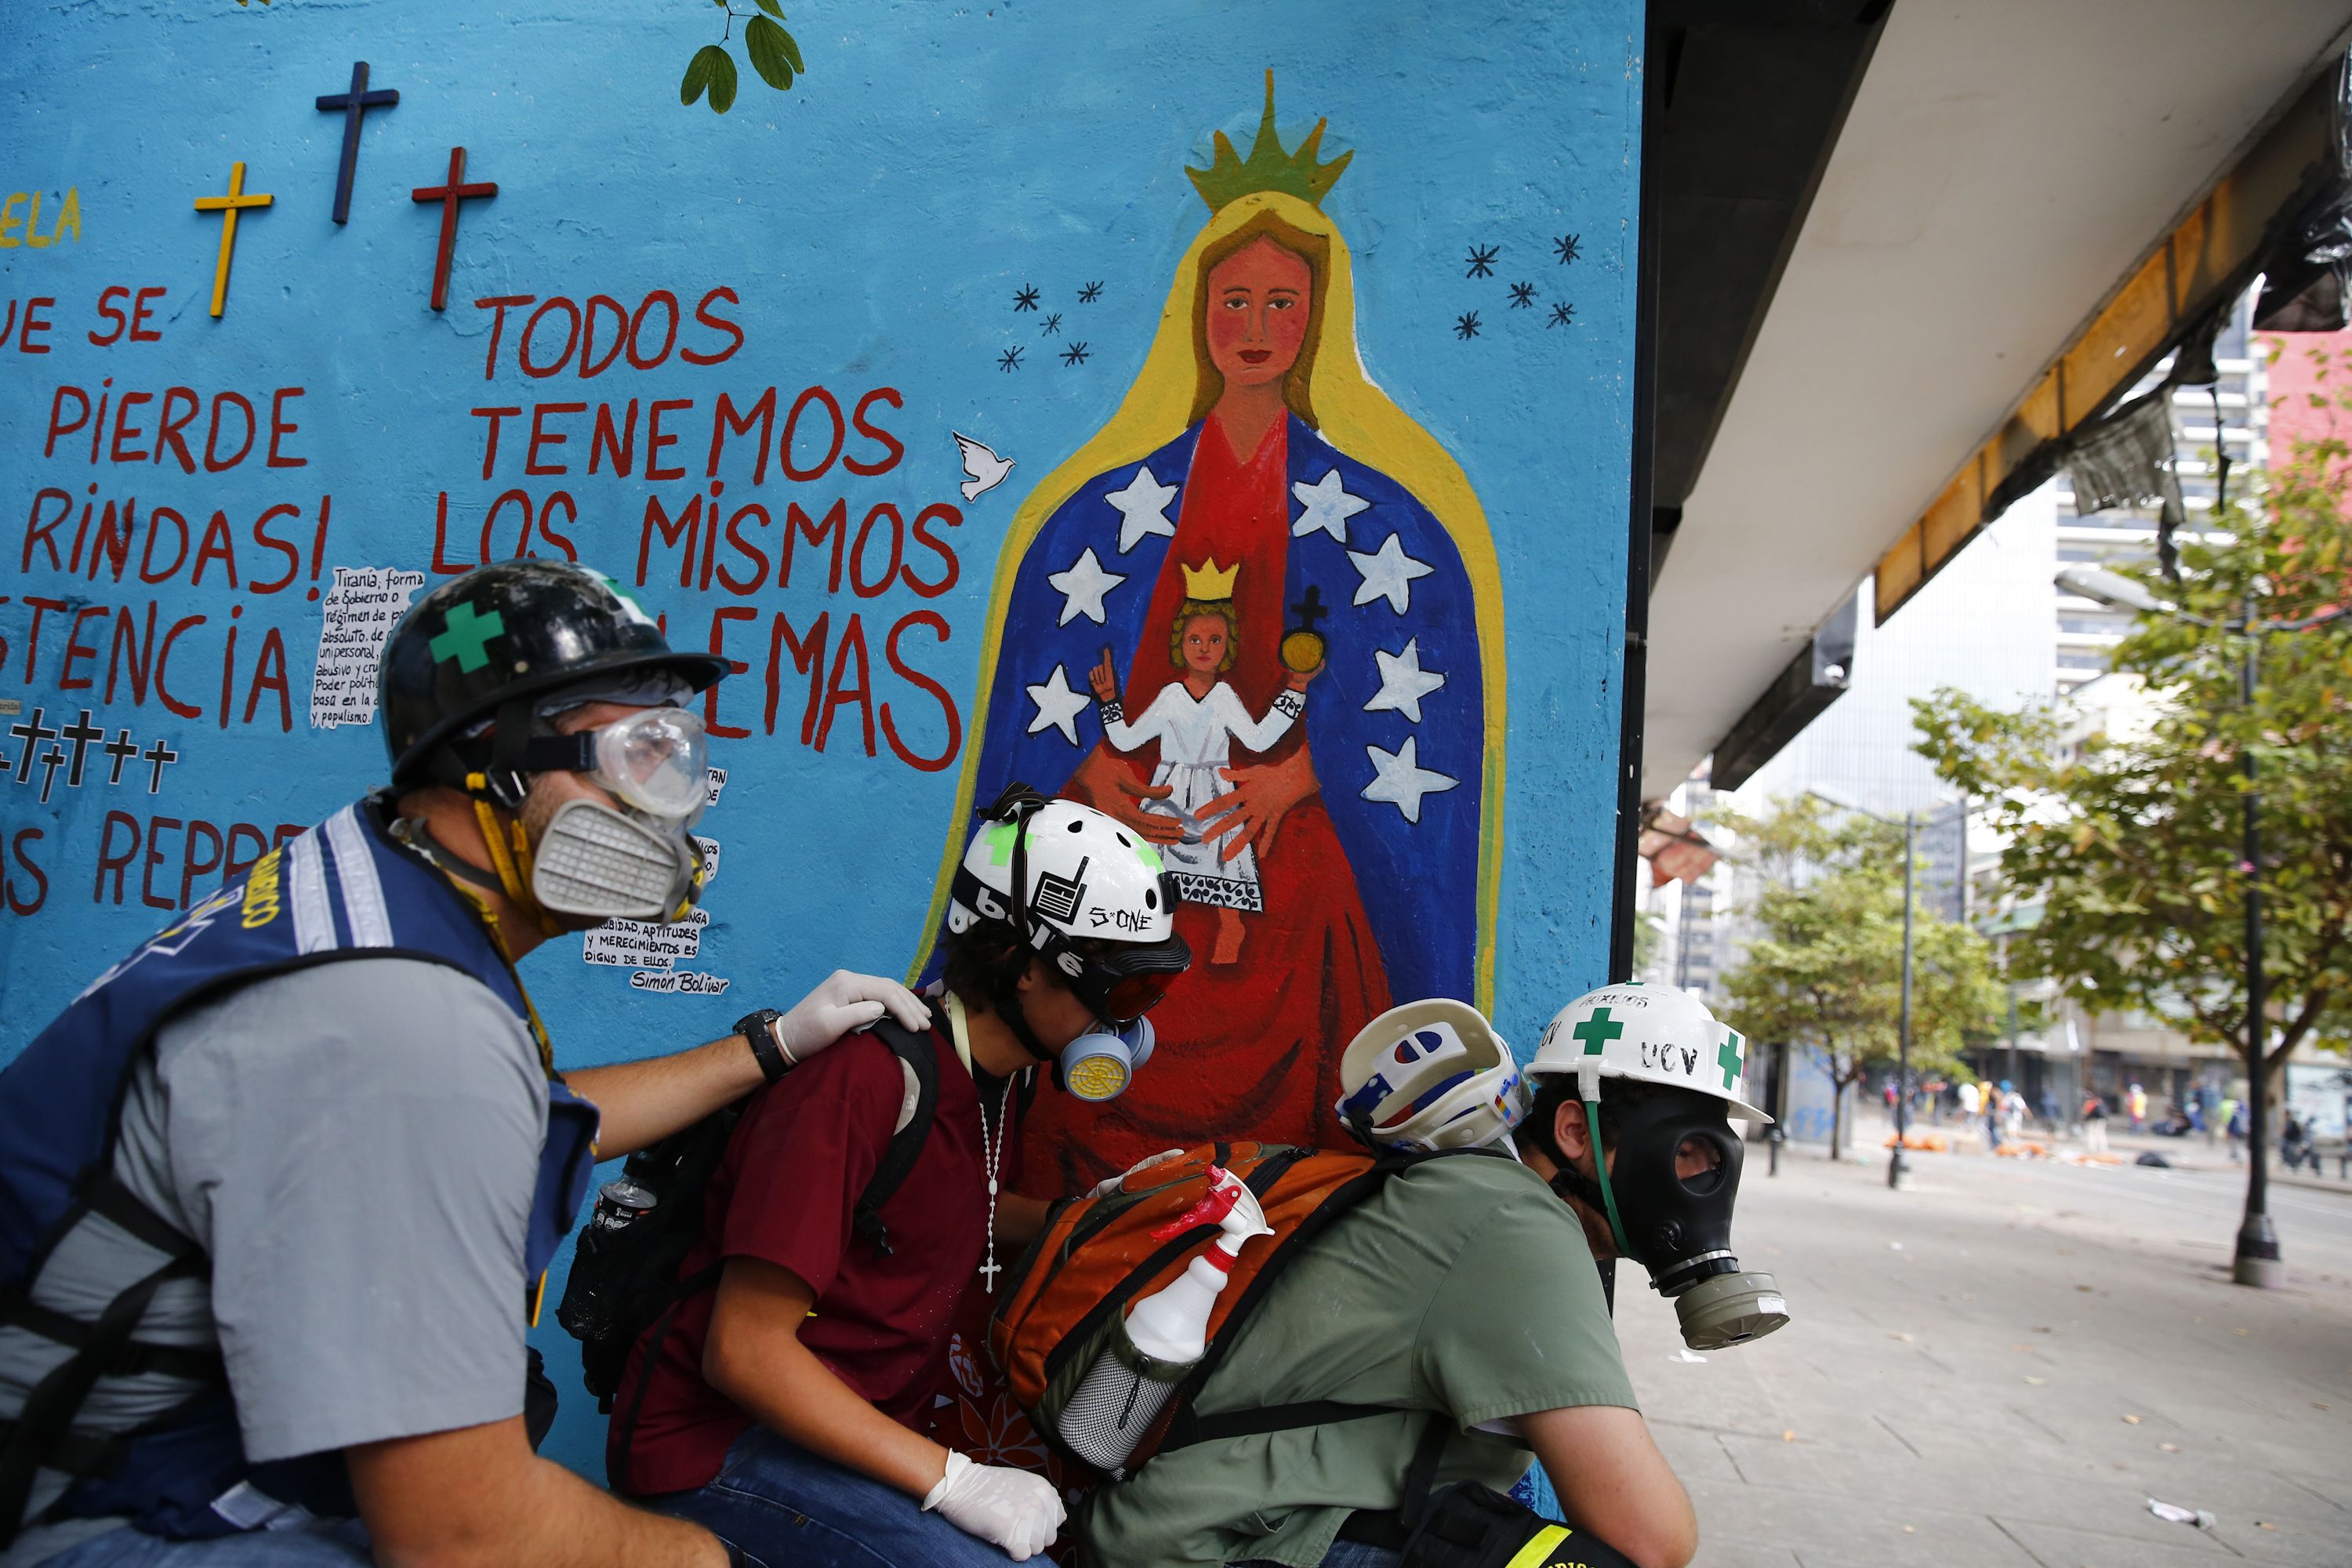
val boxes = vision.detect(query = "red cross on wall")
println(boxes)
[410,146,498,312]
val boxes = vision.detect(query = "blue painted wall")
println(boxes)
[0,0,1642,1479]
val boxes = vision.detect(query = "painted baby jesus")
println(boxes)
[1087,559,1323,964]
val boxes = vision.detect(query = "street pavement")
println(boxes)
[1616,1131,2352,1568]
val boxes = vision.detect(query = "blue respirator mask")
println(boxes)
[1058,1014,1157,1103]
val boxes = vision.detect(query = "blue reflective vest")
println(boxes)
[0,796,599,1542]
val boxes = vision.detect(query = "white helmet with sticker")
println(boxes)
[947,797,1178,947]
[1524,982,1771,1123]
[1335,999,1523,1152]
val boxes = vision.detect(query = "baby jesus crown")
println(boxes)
[1186,71,1352,213]
[1182,557,1241,601]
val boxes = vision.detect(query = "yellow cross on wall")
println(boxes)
[192,162,274,319]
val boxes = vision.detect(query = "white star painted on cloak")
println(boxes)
[1047,547,1125,626]
[1362,736,1458,824]
[1025,664,1091,746]
[1364,638,1447,723]
[1291,468,1371,544]
[1105,466,1180,554]
[1347,533,1435,615]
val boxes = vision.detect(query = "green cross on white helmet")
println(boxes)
[1524,982,1771,1123]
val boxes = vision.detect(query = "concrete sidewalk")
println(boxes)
[1617,1142,2352,1568]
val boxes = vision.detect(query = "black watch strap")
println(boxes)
[734,1007,789,1083]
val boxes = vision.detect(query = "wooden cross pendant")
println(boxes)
[192,162,274,319]
[409,147,498,312]
[314,62,398,225]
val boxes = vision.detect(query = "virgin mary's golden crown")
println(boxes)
[1187,71,1352,213]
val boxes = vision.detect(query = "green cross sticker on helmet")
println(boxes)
[428,602,506,672]
[1572,1006,1624,1056]
[599,572,659,629]
[1718,1028,1746,1092]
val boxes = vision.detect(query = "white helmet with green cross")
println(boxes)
[1523,982,1771,1123]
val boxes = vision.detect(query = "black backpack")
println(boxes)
[554,1014,941,1476]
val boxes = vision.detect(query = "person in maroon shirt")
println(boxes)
[615,788,1192,1566]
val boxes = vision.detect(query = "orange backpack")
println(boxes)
[990,1139,1500,1473]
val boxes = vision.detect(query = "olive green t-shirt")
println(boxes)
[1076,1153,1637,1568]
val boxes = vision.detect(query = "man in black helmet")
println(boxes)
[0,560,923,1568]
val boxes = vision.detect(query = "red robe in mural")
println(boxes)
[1016,413,1394,1198]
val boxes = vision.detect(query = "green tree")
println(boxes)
[1912,362,2352,1113]
[1719,799,2002,1157]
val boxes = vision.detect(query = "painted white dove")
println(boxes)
[953,432,1015,501]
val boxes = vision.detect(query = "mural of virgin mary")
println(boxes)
[922,76,1506,1192]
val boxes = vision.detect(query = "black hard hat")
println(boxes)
[379,560,726,788]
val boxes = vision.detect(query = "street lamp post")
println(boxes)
[2234,609,2278,1287]
[1896,809,1915,1189]
[2054,565,2345,1289]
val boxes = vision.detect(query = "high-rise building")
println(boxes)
[2054,294,2270,693]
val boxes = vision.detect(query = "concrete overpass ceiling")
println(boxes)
[1640,0,2352,801]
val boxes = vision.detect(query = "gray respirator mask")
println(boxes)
[1548,1089,1789,1352]
[511,703,711,924]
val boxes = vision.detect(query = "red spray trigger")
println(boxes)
[1149,1166,1243,1240]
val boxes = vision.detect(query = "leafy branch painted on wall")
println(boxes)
[681,0,804,114]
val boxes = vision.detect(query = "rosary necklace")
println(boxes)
[975,1076,1010,1293]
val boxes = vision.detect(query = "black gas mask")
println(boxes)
[1548,1086,1788,1351]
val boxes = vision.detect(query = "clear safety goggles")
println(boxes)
[581,706,710,826]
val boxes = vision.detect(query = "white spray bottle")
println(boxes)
[1122,1165,1276,1363]
[1055,1166,1275,1471]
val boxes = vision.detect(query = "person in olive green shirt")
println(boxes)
[1076,1082,1707,1568]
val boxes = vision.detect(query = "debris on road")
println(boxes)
[2147,1499,2216,1528]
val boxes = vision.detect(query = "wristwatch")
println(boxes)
[733,1007,790,1083]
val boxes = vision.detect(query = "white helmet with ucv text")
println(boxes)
[1524,982,1771,1123]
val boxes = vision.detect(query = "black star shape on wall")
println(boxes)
[1041,312,1062,336]
[1508,281,1537,309]
[1554,234,1582,265]
[1061,342,1091,366]
[1465,245,1499,279]
[998,346,1024,372]
[1013,285,1040,312]
[1548,301,1576,328]
[1454,312,1481,340]
[1078,281,1104,303]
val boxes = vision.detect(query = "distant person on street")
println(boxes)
[2081,1094,2109,1155]
[1958,1080,1981,1122]
[2224,1098,2246,1163]
[1982,1093,2002,1153]
[2281,1110,2316,1174]
[2128,1082,2147,1131]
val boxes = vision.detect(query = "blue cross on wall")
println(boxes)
[314,62,398,226]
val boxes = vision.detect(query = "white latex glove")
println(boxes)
[771,970,931,1065]
[1088,1148,1188,1199]
[921,1451,1065,1561]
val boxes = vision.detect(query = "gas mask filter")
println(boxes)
[1556,1087,1788,1352]
[529,797,703,924]
[1058,1015,1156,1103]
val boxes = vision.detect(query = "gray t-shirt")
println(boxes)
[0,958,548,1563]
